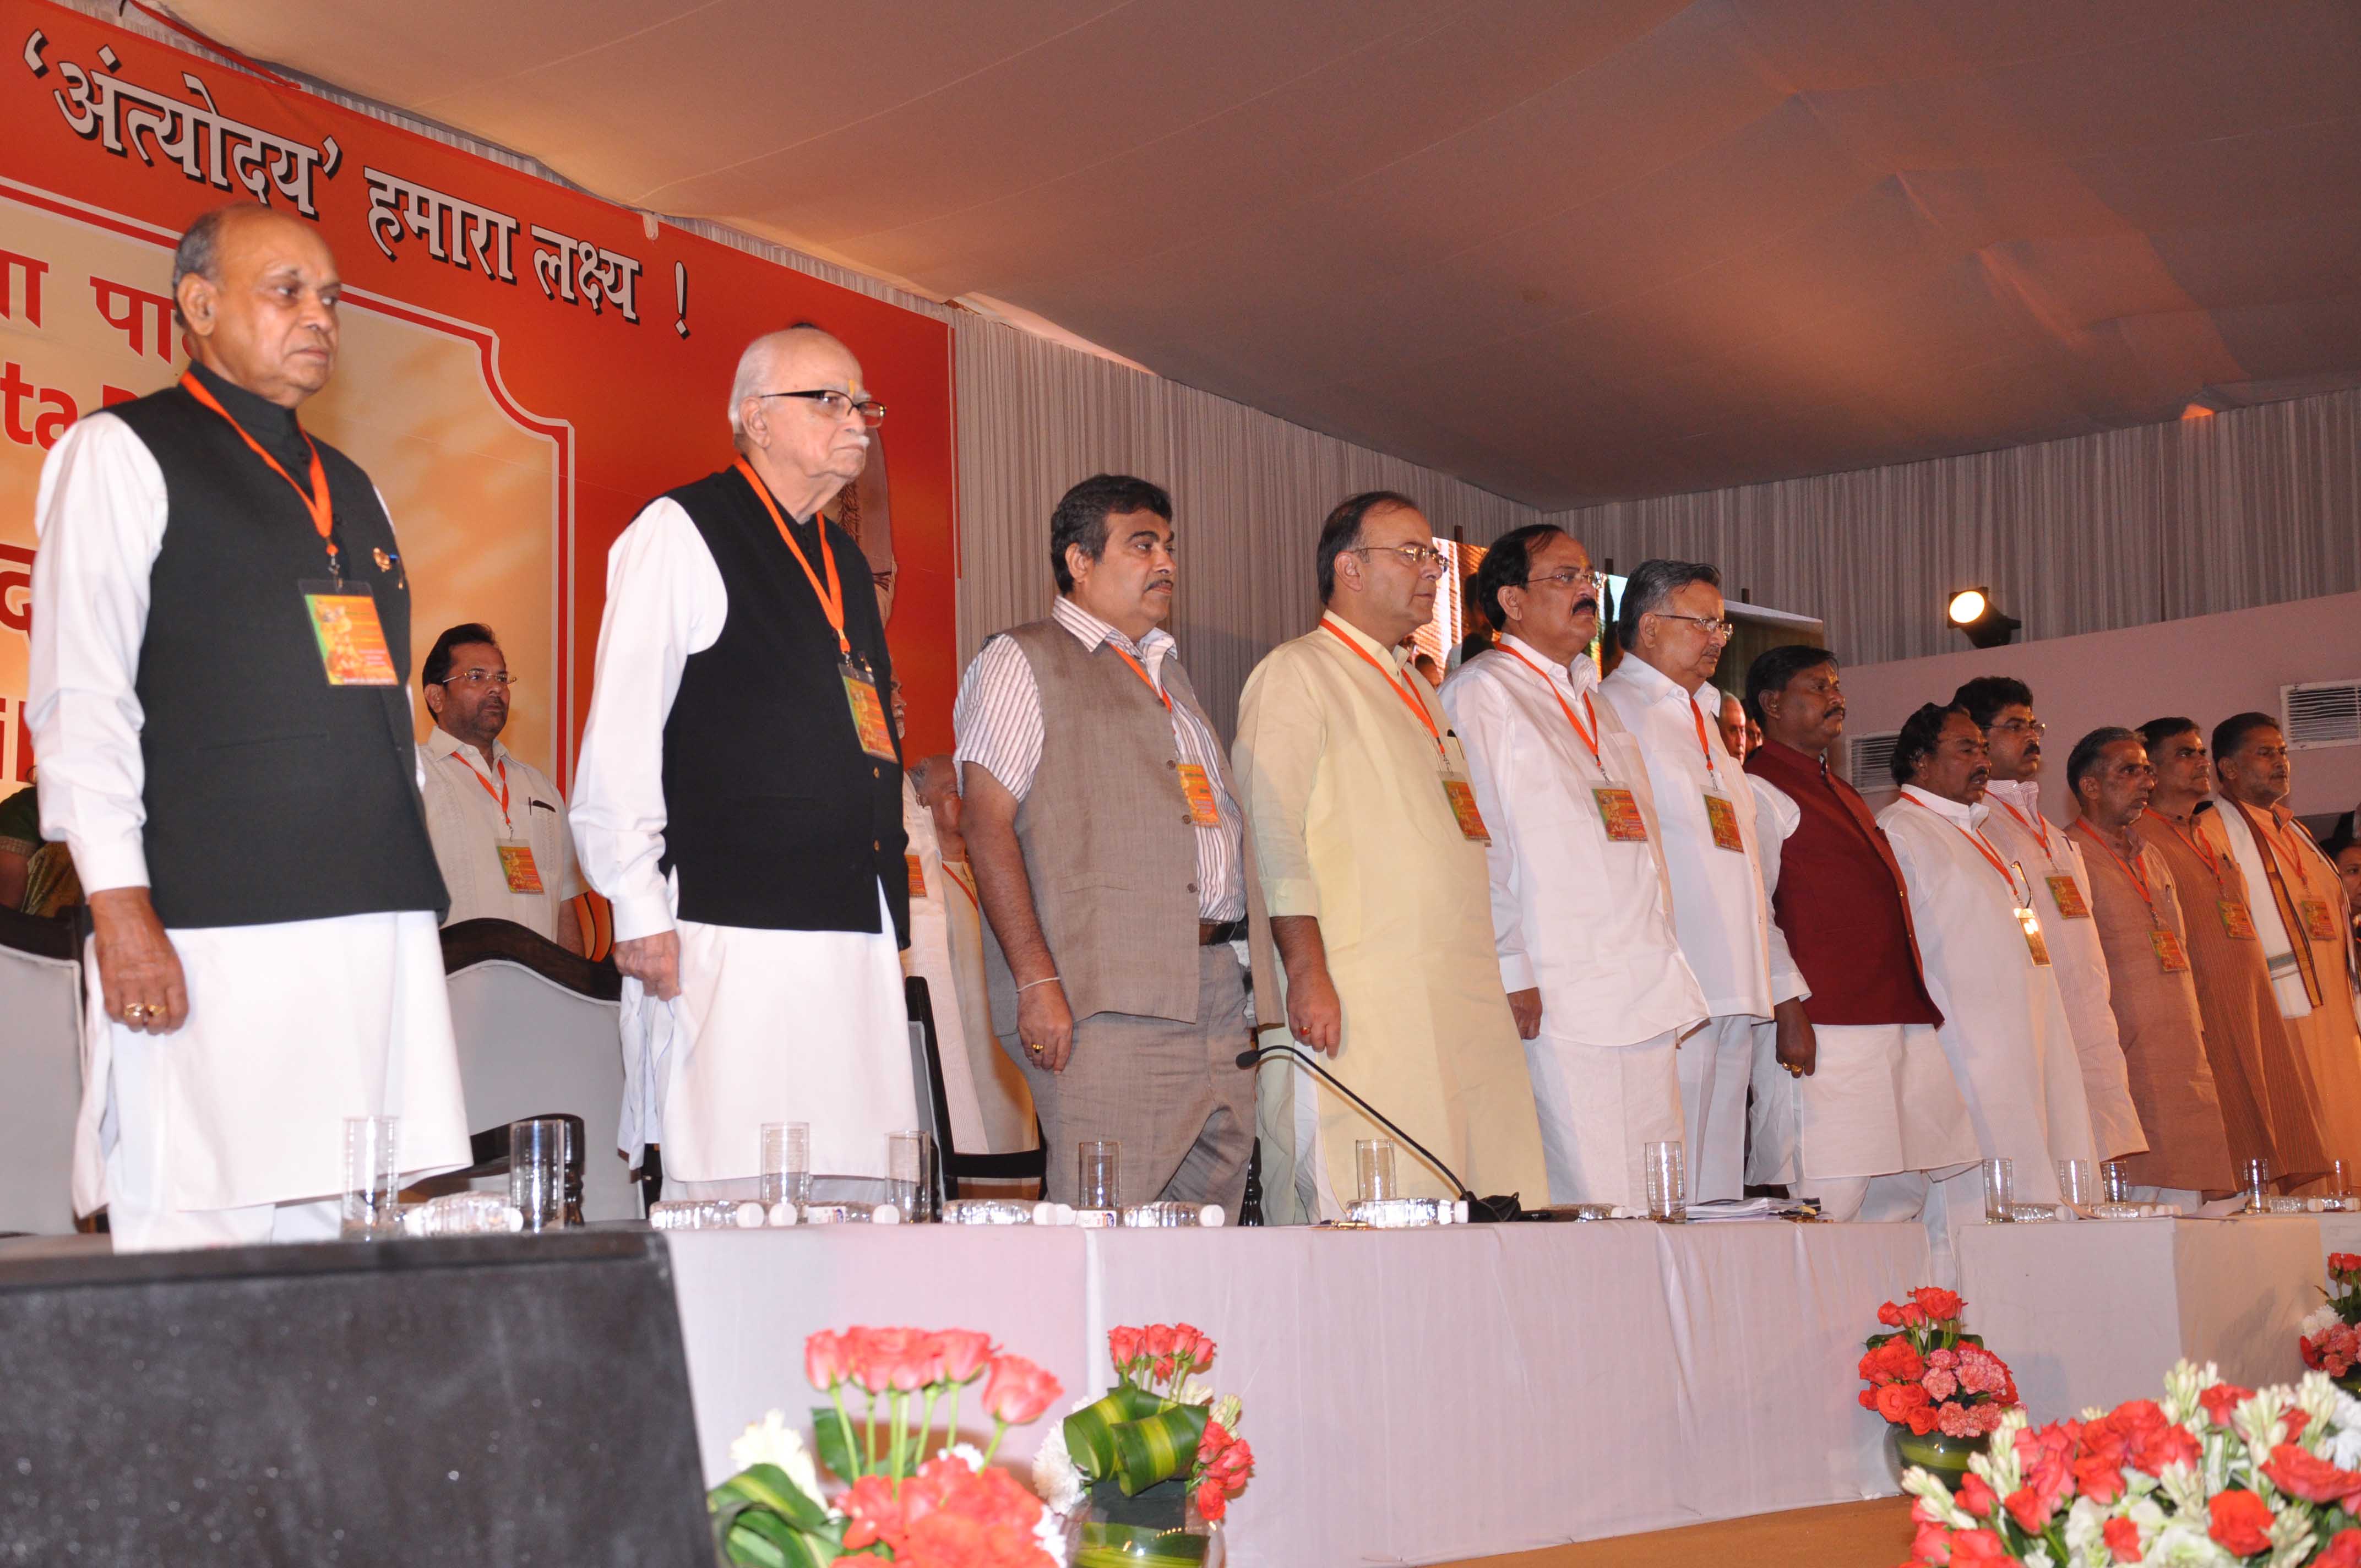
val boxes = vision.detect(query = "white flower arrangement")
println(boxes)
[726,1408,830,1515]
[1030,1400,1090,1516]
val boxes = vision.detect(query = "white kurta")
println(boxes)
[1440,638,1708,1210]
[1878,786,2099,1202]
[1982,780,2146,1161]
[570,494,915,1183]
[1745,777,1978,1187]
[29,412,470,1228]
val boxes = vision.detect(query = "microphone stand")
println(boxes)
[1236,1039,1518,1221]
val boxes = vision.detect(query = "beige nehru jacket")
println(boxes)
[419,726,585,940]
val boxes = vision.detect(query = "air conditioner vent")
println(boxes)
[2283,680,2361,750]
[1847,731,1901,792]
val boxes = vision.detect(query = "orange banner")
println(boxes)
[0,0,958,792]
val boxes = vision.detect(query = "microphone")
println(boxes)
[1236,1039,1513,1220]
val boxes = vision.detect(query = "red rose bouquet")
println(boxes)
[1900,1359,2361,1567]
[2301,1254,2361,1390]
[1861,1287,2021,1444]
[709,1325,1064,1568]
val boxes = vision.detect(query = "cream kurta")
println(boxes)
[1983,782,2146,1162]
[1879,787,2098,1202]
[1235,614,1547,1219]
[900,777,1037,1154]
[2068,819,2235,1193]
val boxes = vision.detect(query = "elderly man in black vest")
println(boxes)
[29,203,470,1249]
[572,325,915,1201]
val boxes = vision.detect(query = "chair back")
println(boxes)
[905,976,1045,1198]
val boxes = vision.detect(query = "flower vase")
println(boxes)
[1068,1479,1225,1568]
[1885,1425,1989,1493]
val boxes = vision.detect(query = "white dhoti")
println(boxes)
[621,878,918,1185]
[1679,1015,1756,1202]
[1746,1022,1979,1186]
[82,910,471,1252]
[1522,1027,1682,1213]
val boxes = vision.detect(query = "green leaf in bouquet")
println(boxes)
[810,1404,862,1484]
[1111,1401,1211,1496]
[1065,1384,1167,1479]
[726,1506,819,1568]
[728,1463,833,1532]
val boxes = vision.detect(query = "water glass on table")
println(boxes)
[509,1116,570,1232]
[1643,1140,1685,1222]
[1078,1140,1122,1211]
[1354,1140,1397,1204]
[1981,1158,2014,1223]
[761,1121,812,1209]
[2099,1159,2132,1204]
[2055,1158,2093,1210]
[341,1115,399,1239]
[887,1130,938,1221]
[2243,1156,2273,1213]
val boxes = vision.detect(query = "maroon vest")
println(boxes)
[1745,740,1943,1028]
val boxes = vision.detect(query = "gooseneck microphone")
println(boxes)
[1236,1037,1492,1217]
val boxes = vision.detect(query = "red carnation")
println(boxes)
[2319,1529,2361,1568]
[2261,1442,2361,1509]
[2207,1489,2274,1558]
[2101,1516,2142,1563]
[2197,1382,2254,1428]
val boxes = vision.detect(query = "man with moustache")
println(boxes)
[1716,690,1751,764]
[28,204,469,1248]
[1598,562,1804,1203]
[2211,712,2361,1170]
[1236,492,1546,1220]
[2135,717,2327,1188]
[1742,648,1976,1223]
[1877,704,2097,1248]
[956,475,1256,1210]
[1441,525,1707,1213]
[418,623,586,952]
[2063,729,2235,1200]
[1955,677,2146,1169]
[573,324,915,1201]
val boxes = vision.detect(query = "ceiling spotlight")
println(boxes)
[1946,586,2020,650]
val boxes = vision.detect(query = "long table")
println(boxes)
[667,1215,2356,1568]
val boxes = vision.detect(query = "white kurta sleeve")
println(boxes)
[1438,671,1532,992]
[1749,777,1810,1004]
[568,497,725,943]
[27,413,168,896]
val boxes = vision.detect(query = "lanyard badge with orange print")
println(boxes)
[1323,617,1488,842]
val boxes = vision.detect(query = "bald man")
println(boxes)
[573,325,917,1201]
[29,203,470,1249]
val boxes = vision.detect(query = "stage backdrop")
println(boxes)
[0,0,958,798]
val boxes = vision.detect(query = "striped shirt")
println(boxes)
[954,596,1245,920]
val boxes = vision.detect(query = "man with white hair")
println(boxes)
[572,324,916,1200]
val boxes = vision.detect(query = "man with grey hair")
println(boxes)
[1598,560,1805,1204]
[572,324,917,1201]
[29,202,469,1248]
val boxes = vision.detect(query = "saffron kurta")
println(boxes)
[2069,819,2237,1193]
[1878,787,2098,1202]
[2140,807,2329,1182]
[1235,614,1548,1219]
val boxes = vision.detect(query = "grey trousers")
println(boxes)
[1003,947,1255,1215]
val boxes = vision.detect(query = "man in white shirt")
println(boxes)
[418,623,586,952]
[1876,703,2097,1252]
[1955,676,2146,1167]
[571,325,916,1200]
[1598,560,1805,1203]
[1442,526,1708,1212]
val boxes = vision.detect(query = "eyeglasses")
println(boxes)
[1351,543,1446,568]
[757,388,887,427]
[1649,611,1735,641]
[1521,569,1600,592]
[432,669,518,689]
[1990,718,2047,737]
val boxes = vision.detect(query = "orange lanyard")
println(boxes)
[1108,645,1172,712]
[1495,643,1601,765]
[2070,820,2153,911]
[1687,696,1723,783]
[2232,800,2316,894]
[1994,797,2055,859]
[1909,796,2022,902]
[2146,807,2228,889]
[1323,617,1444,760]
[449,750,511,831]
[179,370,336,571]
[734,459,850,656]
[944,860,981,913]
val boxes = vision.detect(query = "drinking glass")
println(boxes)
[886,1130,936,1219]
[1643,1140,1685,1222]
[509,1117,570,1232]
[2055,1158,2093,1209]
[2243,1156,2272,1212]
[1078,1140,1122,1211]
[761,1122,811,1208]
[1981,1158,2014,1223]
[1354,1140,1398,1204]
[2099,1160,2132,1204]
[341,1115,400,1239]
[2335,1159,2352,1200]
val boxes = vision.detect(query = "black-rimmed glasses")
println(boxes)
[757,388,886,427]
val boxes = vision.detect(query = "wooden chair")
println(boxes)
[905,977,1045,1199]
